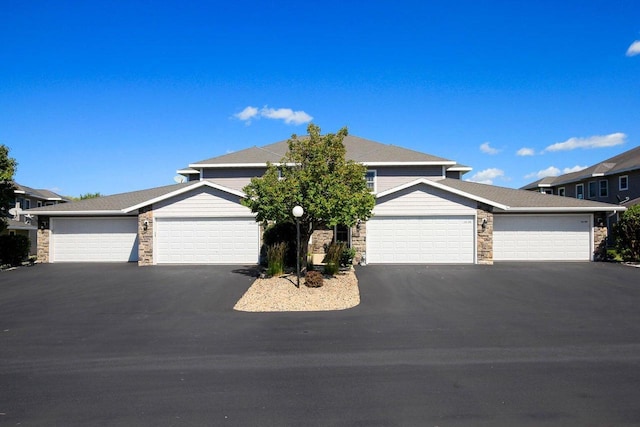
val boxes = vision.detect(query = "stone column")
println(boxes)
[351,221,366,264]
[477,208,493,265]
[36,228,50,263]
[138,206,154,266]
[593,216,608,261]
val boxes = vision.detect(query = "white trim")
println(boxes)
[176,168,199,174]
[376,178,510,211]
[362,161,457,166]
[366,169,377,193]
[558,187,566,197]
[619,175,629,191]
[576,183,584,199]
[23,210,128,216]
[189,161,457,168]
[447,166,473,172]
[499,206,623,213]
[123,181,247,213]
[14,190,26,194]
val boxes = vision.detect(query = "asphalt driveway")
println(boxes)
[1,262,639,426]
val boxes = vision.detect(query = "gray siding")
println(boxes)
[548,170,640,205]
[154,187,254,218]
[202,167,267,191]
[374,184,476,216]
[374,166,444,193]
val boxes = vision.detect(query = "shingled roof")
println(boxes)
[189,135,457,167]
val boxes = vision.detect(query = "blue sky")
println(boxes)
[2,0,639,197]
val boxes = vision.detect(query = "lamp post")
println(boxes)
[292,205,304,288]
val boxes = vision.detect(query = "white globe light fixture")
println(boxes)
[292,205,304,287]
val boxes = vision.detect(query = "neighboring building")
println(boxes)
[27,135,624,265]
[521,145,640,205]
[521,145,640,239]
[2,183,68,255]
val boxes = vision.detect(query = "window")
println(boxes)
[365,170,376,192]
[542,189,553,195]
[576,184,584,199]
[37,201,42,207]
[619,175,629,191]
[24,199,31,209]
[588,181,597,199]
[599,180,608,198]
[16,198,23,209]
[558,187,565,197]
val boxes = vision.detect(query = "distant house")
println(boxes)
[28,135,624,265]
[522,145,640,236]
[2,183,68,255]
[522,146,640,203]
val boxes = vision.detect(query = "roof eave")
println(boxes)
[376,178,510,211]
[497,206,625,213]
[24,210,129,216]
[122,181,246,213]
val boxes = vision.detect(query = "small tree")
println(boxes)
[0,145,18,233]
[615,205,640,261]
[242,124,375,271]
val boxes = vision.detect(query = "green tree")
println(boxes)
[78,192,102,200]
[242,124,375,270]
[0,145,18,233]
[615,204,640,262]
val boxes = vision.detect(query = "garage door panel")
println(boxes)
[155,217,259,264]
[52,218,139,262]
[494,215,591,261]
[367,216,474,264]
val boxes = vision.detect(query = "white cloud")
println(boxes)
[516,147,535,156]
[562,165,587,174]
[260,107,313,125]
[626,40,640,57]
[544,132,626,152]
[234,106,259,121]
[234,105,313,125]
[467,168,504,184]
[524,166,561,180]
[480,142,500,155]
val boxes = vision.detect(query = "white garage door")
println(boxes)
[155,217,259,264]
[493,214,591,261]
[52,217,139,262]
[367,216,475,264]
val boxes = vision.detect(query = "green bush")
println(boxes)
[340,247,356,266]
[0,234,30,266]
[266,242,287,276]
[263,222,297,267]
[323,242,346,275]
[304,270,324,288]
[615,205,640,262]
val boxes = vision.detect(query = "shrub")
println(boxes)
[0,234,30,266]
[263,222,297,267]
[304,270,324,288]
[615,205,640,262]
[266,242,287,276]
[324,242,346,275]
[340,247,356,267]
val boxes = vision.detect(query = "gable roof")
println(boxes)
[13,183,69,202]
[379,178,624,213]
[521,145,640,190]
[25,181,246,216]
[188,135,458,168]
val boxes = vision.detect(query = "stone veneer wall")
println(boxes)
[36,228,50,263]
[476,208,493,265]
[310,227,334,254]
[138,206,154,266]
[593,219,608,261]
[351,221,366,264]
